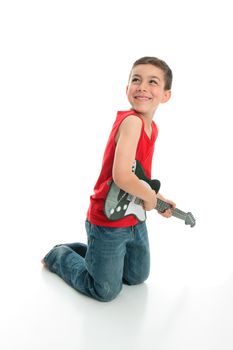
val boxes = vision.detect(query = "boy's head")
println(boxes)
[126,56,172,117]
[130,56,173,91]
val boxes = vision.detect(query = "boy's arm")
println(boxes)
[112,116,157,211]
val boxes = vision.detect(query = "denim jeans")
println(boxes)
[43,220,150,302]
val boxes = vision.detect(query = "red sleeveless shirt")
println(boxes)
[87,110,158,227]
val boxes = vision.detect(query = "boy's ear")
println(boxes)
[126,85,129,94]
[161,90,172,103]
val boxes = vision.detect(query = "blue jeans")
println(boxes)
[43,220,150,302]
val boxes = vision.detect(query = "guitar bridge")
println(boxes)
[134,198,142,205]
[127,194,142,206]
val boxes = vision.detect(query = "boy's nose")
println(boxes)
[137,82,147,91]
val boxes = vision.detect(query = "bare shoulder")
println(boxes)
[120,115,142,130]
[115,115,142,142]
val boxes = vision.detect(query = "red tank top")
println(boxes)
[87,110,158,227]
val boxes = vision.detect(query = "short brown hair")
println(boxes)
[131,56,173,90]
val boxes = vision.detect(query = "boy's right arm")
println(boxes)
[112,116,157,211]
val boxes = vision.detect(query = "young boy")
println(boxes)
[42,56,175,302]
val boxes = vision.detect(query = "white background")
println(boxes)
[0,1,233,349]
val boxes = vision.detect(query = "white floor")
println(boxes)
[1,211,233,350]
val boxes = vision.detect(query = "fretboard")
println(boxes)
[156,198,187,221]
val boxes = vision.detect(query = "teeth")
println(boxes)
[135,97,149,100]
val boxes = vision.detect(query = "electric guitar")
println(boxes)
[104,160,196,227]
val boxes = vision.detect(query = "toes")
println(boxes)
[41,259,47,267]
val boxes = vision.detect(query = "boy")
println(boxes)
[42,56,175,302]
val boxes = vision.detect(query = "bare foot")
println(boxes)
[41,259,47,267]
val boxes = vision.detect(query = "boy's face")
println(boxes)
[126,64,171,118]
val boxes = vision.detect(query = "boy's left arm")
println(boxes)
[156,193,176,218]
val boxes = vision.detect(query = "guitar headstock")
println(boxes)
[185,212,196,227]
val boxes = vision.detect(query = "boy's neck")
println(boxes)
[131,109,154,124]
[131,109,154,139]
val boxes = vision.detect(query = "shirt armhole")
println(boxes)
[114,114,144,144]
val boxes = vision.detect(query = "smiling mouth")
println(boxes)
[134,96,151,101]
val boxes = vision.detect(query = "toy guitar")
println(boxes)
[105,160,195,227]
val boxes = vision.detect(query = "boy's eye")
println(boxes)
[150,79,158,85]
[131,78,140,83]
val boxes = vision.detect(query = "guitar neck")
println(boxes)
[156,198,187,221]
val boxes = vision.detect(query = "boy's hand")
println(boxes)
[157,193,176,218]
[143,190,157,211]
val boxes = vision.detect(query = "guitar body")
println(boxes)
[104,160,196,227]
[105,160,160,222]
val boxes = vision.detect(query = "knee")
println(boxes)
[94,281,122,302]
[100,291,119,302]
[123,271,150,286]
